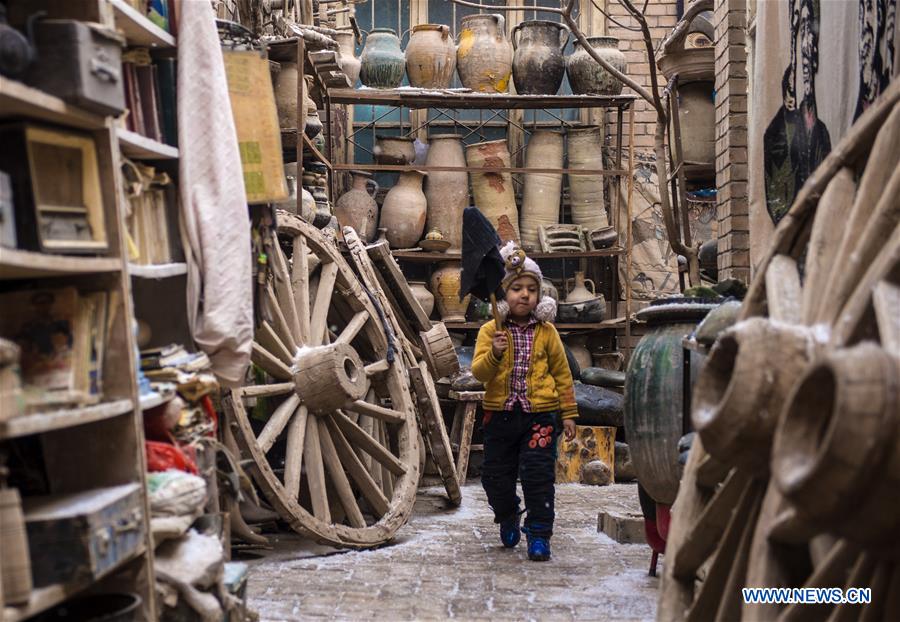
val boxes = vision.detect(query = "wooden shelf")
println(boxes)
[442,320,619,331]
[392,248,625,262]
[333,163,625,177]
[110,0,176,48]
[0,248,122,280]
[327,88,637,110]
[3,544,146,622]
[129,262,188,279]
[0,77,107,131]
[117,128,178,160]
[139,389,175,411]
[0,399,134,441]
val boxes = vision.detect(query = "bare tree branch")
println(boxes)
[440,0,564,15]
[590,0,643,32]
[660,0,713,53]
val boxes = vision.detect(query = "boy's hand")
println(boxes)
[563,419,576,441]
[491,331,508,359]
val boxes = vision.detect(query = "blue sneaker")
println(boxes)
[522,527,551,561]
[499,514,521,548]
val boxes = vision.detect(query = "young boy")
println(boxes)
[471,242,577,561]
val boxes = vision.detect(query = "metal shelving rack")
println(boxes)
[321,86,636,346]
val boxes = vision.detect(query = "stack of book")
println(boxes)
[122,49,178,147]
[0,287,120,410]
[122,159,174,265]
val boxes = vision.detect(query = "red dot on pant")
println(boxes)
[538,438,548,447]
[540,426,550,436]
[532,424,540,431]
[528,440,538,448]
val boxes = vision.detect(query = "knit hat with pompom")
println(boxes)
[496,241,557,323]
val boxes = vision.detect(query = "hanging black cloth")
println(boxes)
[459,207,505,302]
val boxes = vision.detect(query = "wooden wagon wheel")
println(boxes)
[659,80,900,621]
[224,212,420,548]
[342,227,463,507]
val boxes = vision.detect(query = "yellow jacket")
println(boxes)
[472,319,578,420]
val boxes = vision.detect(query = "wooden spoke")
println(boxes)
[715,485,763,622]
[256,394,301,454]
[325,417,390,518]
[239,382,294,398]
[377,420,395,498]
[271,237,302,341]
[292,234,311,344]
[310,262,339,346]
[337,310,369,345]
[779,540,859,622]
[364,359,391,376]
[345,399,406,425]
[695,454,731,490]
[265,283,298,352]
[673,469,752,580]
[303,413,330,523]
[283,405,308,500]
[333,410,407,476]
[765,255,802,324]
[686,478,763,622]
[251,341,293,381]
[256,321,294,366]
[883,564,900,621]
[802,169,856,324]
[825,553,877,622]
[318,418,367,528]
[873,281,900,355]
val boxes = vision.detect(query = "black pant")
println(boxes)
[481,404,560,537]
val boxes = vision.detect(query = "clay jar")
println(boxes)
[380,170,427,248]
[374,135,416,165]
[520,130,563,251]
[335,171,379,242]
[564,334,593,370]
[430,262,470,322]
[511,20,569,95]
[360,28,406,88]
[566,36,626,95]
[678,81,715,165]
[335,29,361,85]
[409,281,435,317]
[273,61,298,130]
[456,14,513,93]
[465,139,519,244]
[406,24,456,89]
[564,271,596,304]
[567,126,609,231]
[424,134,468,251]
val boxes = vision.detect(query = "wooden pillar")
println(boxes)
[507,0,525,189]
[410,0,429,142]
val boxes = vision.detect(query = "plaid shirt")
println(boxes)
[503,315,539,411]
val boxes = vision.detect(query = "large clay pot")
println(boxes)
[567,126,608,231]
[430,262,470,322]
[424,134,468,251]
[374,135,416,165]
[520,130,563,251]
[335,170,379,241]
[409,281,435,317]
[360,28,406,88]
[380,170,427,248]
[623,299,715,505]
[511,20,568,95]
[566,36,626,95]
[465,139,519,244]
[406,24,456,89]
[456,14,513,93]
[273,61,298,130]
[335,29,361,85]
[565,334,592,370]
[678,81,715,165]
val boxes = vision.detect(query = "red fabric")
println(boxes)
[200,395,218,435]
[644,518,666,554]
[656,503,671,541]
[146,440,198,474]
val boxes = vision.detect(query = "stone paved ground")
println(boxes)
[245,483,659,621]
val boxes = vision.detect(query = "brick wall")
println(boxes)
[605,0,680,151]
[713,0,751,282]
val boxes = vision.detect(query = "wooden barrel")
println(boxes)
[623,299,715,505]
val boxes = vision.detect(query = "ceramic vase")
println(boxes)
[465,139,519,244]
[381,170,427,248]
[335,170,379,241]
[565,334,593,370]
[409,281,435,317]
[520,130,563,251]
[565,271,597,304]
[406,24,456,89]
[360,28,406,88]
[374,135,416,165]
[566,36,626,95]
[431,262,470,322]
[273,61,298,130]
[335,29,361,85]
[424,134,468,251]
[567,126,609,231]
[511,20,569,95]
[456,14,513,93]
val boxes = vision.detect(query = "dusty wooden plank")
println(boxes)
[310,262,339,346]
[333,411,407,476]
[257,394,301,454]
[303,412,330,523]
[366,241,432,332]
[318,418,366,528]
[345,399,406,425]
[282,405,308,501]
[325,416,390,517]
[251,342,293,381]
